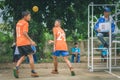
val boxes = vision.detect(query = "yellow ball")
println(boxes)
[32,6,39,12]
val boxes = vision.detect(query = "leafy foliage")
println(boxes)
[0,0,120,62]
[1,0,119,39]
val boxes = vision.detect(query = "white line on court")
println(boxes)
[105,70,120,79]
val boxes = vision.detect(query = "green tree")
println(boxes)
[0,0,119,60]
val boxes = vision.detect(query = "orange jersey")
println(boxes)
[53,27,68,51]
[16,19,31,46]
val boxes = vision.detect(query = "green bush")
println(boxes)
[0,32,13,63]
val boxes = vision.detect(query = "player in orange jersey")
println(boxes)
[49,19,75,76]
[13,11,39,78]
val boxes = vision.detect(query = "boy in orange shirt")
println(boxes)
[49,19,75,76]
[13,11,39,78]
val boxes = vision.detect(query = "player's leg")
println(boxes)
[51,51,60,74]
[24,45,39,77]
[16,56,25,67]
[25,45,39,77]
[63,56,75,76]
[28,54,34,70]
[13,45,39,78]
[62,51,72,68]
[51,56,59,74]
[27,54,39,77]
[63,56,72,68]
[61,51,75,76]
[13,56,25,78]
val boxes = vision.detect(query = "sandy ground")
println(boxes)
[0,63,120,80]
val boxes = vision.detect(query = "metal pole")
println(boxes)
[89,4,116,6]
[107,49,109,68]
[88,5,90,68]
[114,2,119,66]
[109,21,112,73]
[115,43,117,66]
[91,2,94,72]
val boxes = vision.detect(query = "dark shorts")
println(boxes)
[18,45,34,56]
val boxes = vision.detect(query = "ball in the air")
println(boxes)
[32,6,39,12]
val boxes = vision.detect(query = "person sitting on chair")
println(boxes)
[94,7,116,48]
[71,42,80,63]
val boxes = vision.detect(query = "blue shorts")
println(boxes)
[53,50,69,57]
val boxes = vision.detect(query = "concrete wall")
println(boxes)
[43,40,90,55]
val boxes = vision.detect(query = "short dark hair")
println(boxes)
[55,19,61,24]
[22,10,30,18]
[74,42,78,45]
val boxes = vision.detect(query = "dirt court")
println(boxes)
[0,63,120,80]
